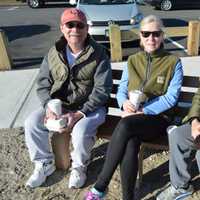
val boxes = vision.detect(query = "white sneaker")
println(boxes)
[25,160,55,188]
[68,167,87,189]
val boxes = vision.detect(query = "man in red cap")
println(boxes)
[24,8,112,189]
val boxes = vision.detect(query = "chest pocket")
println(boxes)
[51,64,68,82]
[144,74,166,96]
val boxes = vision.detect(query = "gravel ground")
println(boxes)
[0,127,200,200]
[1,1,199,199]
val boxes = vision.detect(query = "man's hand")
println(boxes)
[59,111,84,133]
[191,118,200,139]
[191,118,200,149]
[44,107,59,124]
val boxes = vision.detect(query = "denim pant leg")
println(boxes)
[70,107,106,169]
[24,107,54,163]
[168,123,196,188]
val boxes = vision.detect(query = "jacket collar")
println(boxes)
[54,34,96,64]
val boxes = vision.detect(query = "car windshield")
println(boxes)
[79,0,135,5]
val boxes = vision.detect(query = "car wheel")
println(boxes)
[160,0,172,11]
[40,0,45,6]
[27,0,41,8]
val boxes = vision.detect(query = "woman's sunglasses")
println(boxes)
[65,22,86,29]
[140,31,163,38]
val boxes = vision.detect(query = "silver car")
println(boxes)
[76,0,143,42]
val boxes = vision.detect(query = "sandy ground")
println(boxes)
[0,127,200,200]
[1,1,199,199]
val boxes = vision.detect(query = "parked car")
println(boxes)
[26,0,76,8]
[144,0,200,11]
[76,0,143,42]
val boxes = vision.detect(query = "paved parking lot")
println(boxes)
[0,2,200,119]
[0,2,200,69]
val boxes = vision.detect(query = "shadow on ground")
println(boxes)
[12,57,43,69]
[1,24,50,41]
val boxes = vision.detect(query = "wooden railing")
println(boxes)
[0,29,12,70]
[109,20,200,62]
[1,21,200,70]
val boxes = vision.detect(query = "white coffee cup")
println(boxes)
[45,118,67,132]
[129,90,143,110]
[47,99,62,116]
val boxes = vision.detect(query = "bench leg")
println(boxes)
[51,131,71,170]
[136,144,145,188]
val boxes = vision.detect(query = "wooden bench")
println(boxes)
[52,57,200,187]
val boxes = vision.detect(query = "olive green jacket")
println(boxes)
[183,88,200,123]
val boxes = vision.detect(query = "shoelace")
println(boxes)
[71,169,81,179]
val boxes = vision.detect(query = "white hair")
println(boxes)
[140,15,164,31]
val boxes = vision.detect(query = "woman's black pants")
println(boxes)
[94,114,170,200]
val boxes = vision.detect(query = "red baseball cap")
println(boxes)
[61,8,87,25]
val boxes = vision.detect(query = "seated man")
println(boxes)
[24,8,112,189]
[157,88,200,200]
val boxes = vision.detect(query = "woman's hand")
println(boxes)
[122,100,137,113]
[121,111,144,118]
[121,100,144,118]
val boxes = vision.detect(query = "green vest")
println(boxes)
[128,50,179,101]
[47,37,102,109]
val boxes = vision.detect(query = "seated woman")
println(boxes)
[85,15,183,200]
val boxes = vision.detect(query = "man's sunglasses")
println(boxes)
[65,22,86,29]
[140,31,163,38]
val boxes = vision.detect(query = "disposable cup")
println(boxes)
[129,90,143,110]
[45,118,67,132]
[47,99,62,116]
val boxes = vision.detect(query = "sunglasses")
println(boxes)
[140,31,163,38]
[65,22,86,29]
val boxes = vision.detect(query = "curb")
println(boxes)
[0,69,39,129]
[0,3,25,7]
[10,69,39,128]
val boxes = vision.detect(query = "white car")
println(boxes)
[26,0,76,8]
[76,0,143,42]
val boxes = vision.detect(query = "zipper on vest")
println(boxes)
[140,53,152,92]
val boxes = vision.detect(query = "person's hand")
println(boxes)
[59,111,84,133]
[191,118,200,139]
[191,118,200,149]
[121,110,144,118]
[44,106,59,124]
[122,100,137,113]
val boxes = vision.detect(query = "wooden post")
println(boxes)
[109,24,122,62]
[187,21,200,56]
[0,29,12,70]
[51,131,71,170]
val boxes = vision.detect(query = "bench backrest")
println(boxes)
[97,58,200,138]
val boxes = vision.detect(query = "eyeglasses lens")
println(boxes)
[141,31,162,38]
[66,22,85,29]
